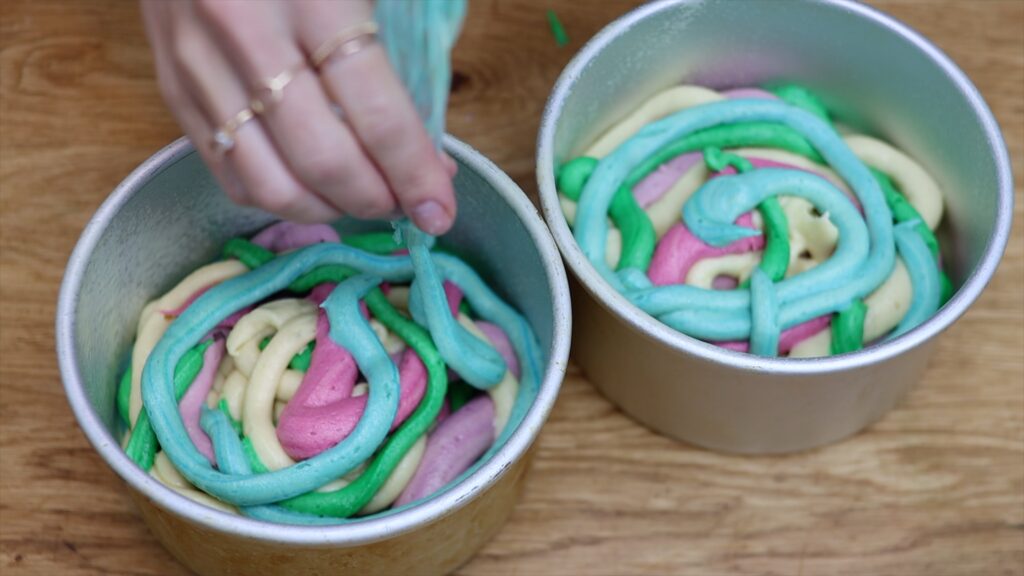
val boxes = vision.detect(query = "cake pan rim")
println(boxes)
[536,0,1014,376]
[56,135,572,547]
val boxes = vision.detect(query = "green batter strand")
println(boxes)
[557,157,656,271]
[224,237,354,292]
[222,237,274,269]
[769,84,832,124]
[559,121,830,273]
[217,399,242,437]
[117,364,132,427]
[242,437,268,474]
[871,168,953,305]
[259,336,314,372]
[290,343,314,372]
[342,231,405,255]
[278,287,448,516]
[125,339,213,470]
[938,268,954,306]
[239,285,449,517]
[447,380,476,413]
[625,122,825,184]
[342,231,472,315]
[755,200,791,282]
[226,230,416,287]
[224,235,479,315]
[290,265,357,292]
[703,147,790,284]
[872,169,940,257]
[830,300,868,354]
[127,230,408,471]
[561,120,952,309]
[228,242,450,517]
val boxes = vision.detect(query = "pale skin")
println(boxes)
[141,0,458,234]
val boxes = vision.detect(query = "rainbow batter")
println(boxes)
[117,221,542,524]
[559,84,950,357]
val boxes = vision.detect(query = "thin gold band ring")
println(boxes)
[210,107,255,156]
[311,21,379,70]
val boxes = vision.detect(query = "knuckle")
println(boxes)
[348,191,396,220]
[295,152,348,189]
[404,169,443,197]
[394,167,450,209]
[250,182,301,215]
[359,110,408,151]
[261,192,300,216]
[222,185,251,206]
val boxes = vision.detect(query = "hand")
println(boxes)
[140,0,458,234]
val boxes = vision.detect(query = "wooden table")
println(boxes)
[2,1,1021,574]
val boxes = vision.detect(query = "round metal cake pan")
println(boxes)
[57,135,571,575]
[537,0,1013,454]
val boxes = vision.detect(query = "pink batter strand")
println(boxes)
[163,288,254,330]
[177,338,226,465]
[395,394,495,507]
[275,279,465,460]
[712,275,739,290]
[434,399,451,427]
[308,282,369,319]
[251,221,340,252]
[648,213,764,286]
[308,282,336,305]
[218,305,254,329]
[443,281,462,315]
[650,152,851,353]
[443,281,470,383]
[715,316,831,355]
[722,87,779,100]
[625,86,777,209]
[162,287,210,318]
[275,310,428,460]
[474,321,520,379]
[631,152,703,208]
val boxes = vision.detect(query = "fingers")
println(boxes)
[144,0,459,231]
[141,0,249,205]
[171,2,341,222]
[293,0,458,234]
[195,0,395,221]
[440,151,458,179]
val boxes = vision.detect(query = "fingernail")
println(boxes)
[412,200,450,235]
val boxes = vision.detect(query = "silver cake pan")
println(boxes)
[57,135,571,575]
[537,0,1013,454]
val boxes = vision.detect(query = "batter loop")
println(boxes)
[118,222,541,524]
[115,0,547,524]
[558,84,949,357]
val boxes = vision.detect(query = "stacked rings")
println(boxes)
[208,20,379,156]
[210,108,255,157]
[311,21,379,70]
[249,61,309,115]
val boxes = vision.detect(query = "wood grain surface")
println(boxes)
[1,1,1022,575]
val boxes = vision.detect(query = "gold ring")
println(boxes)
[210,107,255,157]
[311,21,379,69]
[250,61,308,115]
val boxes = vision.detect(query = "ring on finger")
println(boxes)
[210,107,255,157]
[311,21,379,70]
[250,60,308,114]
